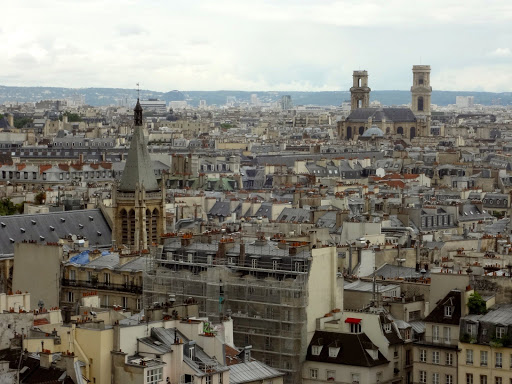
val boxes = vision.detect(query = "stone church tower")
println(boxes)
[350,70,371,111]
[112,99,166,251]
[411,65,432,134]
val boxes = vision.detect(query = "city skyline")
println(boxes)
[3,0,512,92]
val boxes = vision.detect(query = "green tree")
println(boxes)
[60,112,82,122]
[34,191,46,205]
[13,117,33,129]
[0,198,23,216]
[468,292,487,315]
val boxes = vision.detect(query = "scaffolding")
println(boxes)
[144,242,311,384]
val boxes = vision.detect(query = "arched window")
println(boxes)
[418,76,424,85]
[410,127,416,139]
[397,127,404,135]
[386,127,390,134]
[129,209,136,247]
[120,209,128,245]
[359,126,364,135]
[358,78,361,87]
[145,209,152,246]
[357,99,362,108]
[347,126,352,140]
[418,97,424,111]
[152,209,159,244]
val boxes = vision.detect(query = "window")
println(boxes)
[444,306,453,317]
[480,376,487,384]
[420,349,426,362]
[495,378,502,384]
[205,376,211,384]
[384,323,392,333]
[310,369,318,379]
[496,352,502,368]
[419,370,426,383]
[67,291,74,302]
[251,258,258,268]
[467,323,476,336]
[146,368,162,384]
[311,346,322,356]
[272,259,279,270]
[481,351,488,367]
[136,298,142,310]
[444,327,451,343]
[350,323,361,333]
[433,372,439,384]
[446,374,453,384]
[122,297,128,308]
[326,370,336,381]
[467,349,474,365]
[104,273,110,285]
[496,327,506,339]
[446,352,453,366]
[329,347,340,358]
[69,269,76,281]
[352,373,360,383]
[432,325,439,342]
[432,351,440,364]
[467,374,473,384]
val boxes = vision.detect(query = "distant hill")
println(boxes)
[0,85,511,107]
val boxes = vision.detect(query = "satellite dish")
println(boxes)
[71,234,78,241]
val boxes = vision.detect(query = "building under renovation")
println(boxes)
[143,235,343,384]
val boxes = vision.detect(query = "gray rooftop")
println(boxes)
[0,209,111,255]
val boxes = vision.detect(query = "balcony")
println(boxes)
[414,336,459,349]
[62,279,142,294]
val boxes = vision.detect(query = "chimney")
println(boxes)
[7,114,14,128]
[241,345,252,362]
[181,233,193,247]
[40,349,53,369]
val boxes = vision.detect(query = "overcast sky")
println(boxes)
[3,0,512,92]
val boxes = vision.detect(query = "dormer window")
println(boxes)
[311,345,322,356]
[346,318,362,333]
[444,306,453,318]
[384,323,392,333]
[496,326,506,339]
[328,347,340,358]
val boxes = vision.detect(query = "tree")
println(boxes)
[0,198,23,216]
[34,191,46,205]
[13,117,33,129]
[468,292,487,315]
[60,112,82,122]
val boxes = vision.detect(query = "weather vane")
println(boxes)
[136,82,140,99]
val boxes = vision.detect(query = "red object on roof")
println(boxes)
[344,317,361,324]
[34,318,50,326]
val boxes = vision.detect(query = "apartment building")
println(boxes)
[458,304,512,384]
[145,236,343,384]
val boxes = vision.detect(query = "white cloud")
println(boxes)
[489,48,512,57]
[1,0,512,92]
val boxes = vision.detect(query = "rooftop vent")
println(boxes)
[97,231,102,236]
[9,238,14,243]
[89,216,94,221]
[78,224,84,229]
[60,218,65,222]
[49,226,55,231]
[20,228,25,233]
[40,236,45,241]
[1,222,5,228]
[31,220,36,225]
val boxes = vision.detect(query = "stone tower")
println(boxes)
[411,65,432,120]
[350,70,371,111]
[112,99,166,251]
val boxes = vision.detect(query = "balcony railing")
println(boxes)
[414,336,459,349]
[62,278,142,294]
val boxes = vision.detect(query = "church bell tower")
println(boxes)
[112,99,166,251]
[411,65,432,133]
[350,70,371,111]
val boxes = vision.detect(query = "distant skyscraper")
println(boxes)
[226,96,236,106]
[250,94,260,106]
[456,96,474,108]
[281,95,292,110]
[199,100,207,109]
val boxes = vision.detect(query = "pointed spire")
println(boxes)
[134,98,143,126]
[119,100,159,192]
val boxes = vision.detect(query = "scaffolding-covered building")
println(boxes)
[144,235,343,384]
